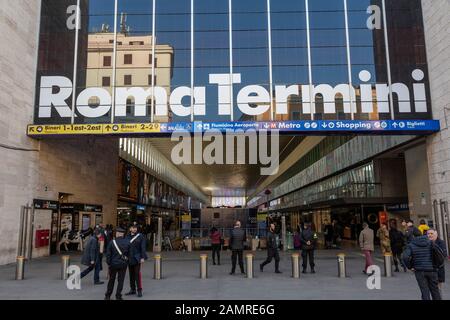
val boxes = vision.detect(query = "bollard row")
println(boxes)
[15,252,396,281]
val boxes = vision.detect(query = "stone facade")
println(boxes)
[423,0,450,205]
[0,1,118,265]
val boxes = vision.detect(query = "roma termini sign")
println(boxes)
[28,69,440,137]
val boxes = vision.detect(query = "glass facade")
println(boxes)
[34,0,431,125]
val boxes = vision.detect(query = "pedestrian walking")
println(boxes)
[376,223,391,255]
[260,223,282,273]
[80,229,103,284]
[105,227,130,300]
[229,220,246,275]
[210,227,222,265]
[389,220,407,272]
[359,223,374,275]
[125,224,148,298]
[427,228,447,295]
[402,229,442,300]
[300,222,317,273]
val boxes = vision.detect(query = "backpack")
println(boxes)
[431,243,445,269]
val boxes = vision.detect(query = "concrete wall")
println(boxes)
[422,0,450,207]
[405,144,433,222]
[374,158,408,198]
[0,1,119,265]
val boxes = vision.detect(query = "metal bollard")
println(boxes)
[61,255,70,280]
[291,253,300,278]
[154,255,162,280]
[200,254,208,279]
[245,254,254,279]
[384,253,393,277]
[15,256,25,280]
[337,253,347,278]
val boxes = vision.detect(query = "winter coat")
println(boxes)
[266,231,279,250]
[81,236,99,266]
[210,230,221,244]
[402,235,434,271]
[377,228,391,251]
[389,228,405,254]
[405,226,420,244]
[229,227,246,250]
[359,227,374,251]
[127,233,148,265]
[300,227,317,250]
[106,236,130,269]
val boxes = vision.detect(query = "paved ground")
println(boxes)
[0,248,449,300]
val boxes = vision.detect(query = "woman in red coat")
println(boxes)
[210,227,222,265]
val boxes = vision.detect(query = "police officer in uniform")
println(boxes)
[260,223,282,273]
[105,227,130,300]
[125,223,148,297]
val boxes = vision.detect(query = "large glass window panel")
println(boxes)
[232,0,270,121]
[347,0,389,120]
[195,0,230,122]
[156,0,190,122]
[35,0,95,124]
[271,0,308,121]
[384,0,431,120]
[71,0,116,124]
[309,0,350,120]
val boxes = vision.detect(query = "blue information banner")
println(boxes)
[170,120,440,135]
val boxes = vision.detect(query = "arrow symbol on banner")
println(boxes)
[105,125,111,131]
[392,122,398,128]
[322,123,327,128]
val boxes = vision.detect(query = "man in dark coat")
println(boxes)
[229,220,246,275]
[300,222,317,273]
[105,227,130,300]
[427,228,448,295]
[260,223,281,273]
[402,229,441,300]
[389,222,406,272]
[404,219,420,244]
[125,224,148,297]
[80,229,103,284]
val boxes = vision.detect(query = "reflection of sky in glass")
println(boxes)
[83,0,420,121]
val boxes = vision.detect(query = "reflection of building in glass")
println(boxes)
[86,24,174,123]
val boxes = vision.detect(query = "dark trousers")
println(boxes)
[260,248,280,271]
[231,250,244,273]
[128,263,143,292]
[392,251,404,270]
[105,267,127,298]
[302,249,315,270]
[81,256,101,283]
[414,271,442,300]
[212,244,221,264]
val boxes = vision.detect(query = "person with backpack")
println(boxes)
[300,222,317,273]
[125,224,148,298]
[389,220,407,272]
[105,227,130,300]
[427,228,447,295]
[418,219,430,235]
[402,229,442,300]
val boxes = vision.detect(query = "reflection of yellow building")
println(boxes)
[86,28,174,122]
